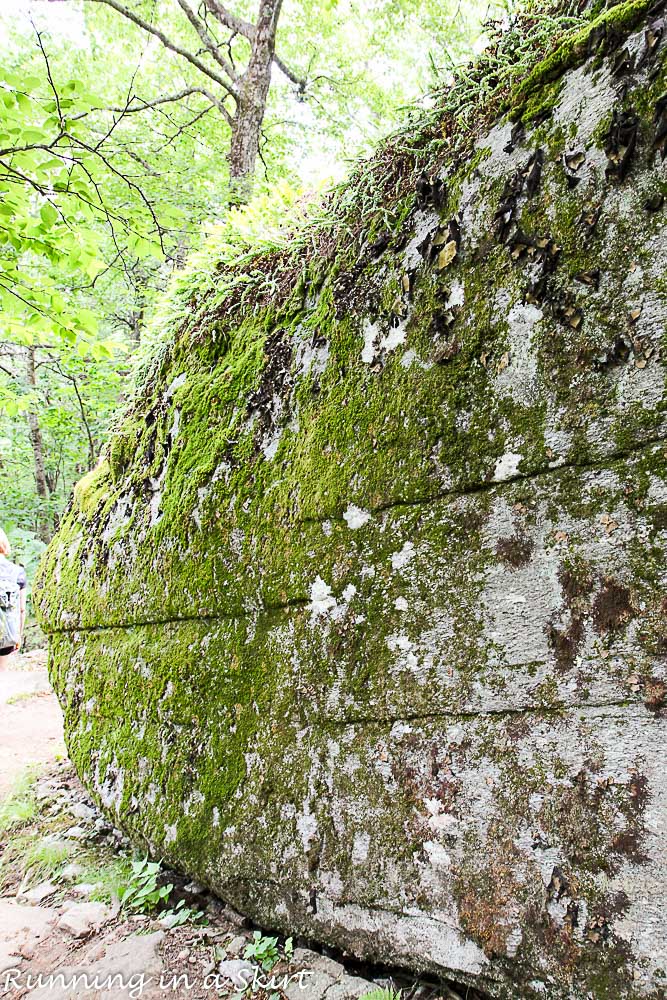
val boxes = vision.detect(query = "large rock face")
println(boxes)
[36,6,667,998]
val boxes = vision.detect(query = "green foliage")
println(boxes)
[359,989,402,1000]
[0,0,482,564]
[118,855,206,926]
[160,897,207,929]
[0,67,151,360]
[23,836,71,884]
[0,769,38,835]
[118,855,173,912]
[73,855,133,903]
[243,931,281,972]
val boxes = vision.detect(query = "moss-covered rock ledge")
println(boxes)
[35,5,667,998]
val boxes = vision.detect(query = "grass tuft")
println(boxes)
[22,837,72,884]
[0,768,39,836]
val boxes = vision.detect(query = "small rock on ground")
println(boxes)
[293,947,346,978]
[16,882,58,905]
[223,933,248,957]
[283,971,333,999]
[217,958,258,988]
[57,902,113,939]
[325,974,379,999]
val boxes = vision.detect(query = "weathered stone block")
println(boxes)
[35,8,667,998]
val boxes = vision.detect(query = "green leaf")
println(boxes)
[39,202,59,229]
[83,256,106,280]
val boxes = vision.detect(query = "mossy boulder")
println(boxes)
[35,7,667,998]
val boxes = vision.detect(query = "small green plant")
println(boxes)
[77,855,134,903]
[243,930,280,971]
[117,857,206,926]
[119,856,172,913]
[160,898,207,928]
[360,990,402,1000]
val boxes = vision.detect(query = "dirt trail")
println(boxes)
[0,650,65,799]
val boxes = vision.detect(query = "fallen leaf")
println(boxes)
[437,241,458,270]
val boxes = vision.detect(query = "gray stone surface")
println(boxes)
[293,947,346,978]
[217,957,258,988]
[283,969,336,999]
[324,975,378,999]
[224,933,249,956]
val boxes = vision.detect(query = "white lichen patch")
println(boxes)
[400,349,432,371]
[493,298,543,406]
[148,463,168,526]
[309,576,337,618]
[386,633,419,670]
[492,451,522,483]
[391,541,416,571]
[261,426,283,461]
[361,319,380,364]
[445,281,464,310]
[352,831,370,865]
[403,208,440,270]
[343,504,371,529]
[101,493,134,545]
[259,394,285,461]
[380,322,407,353]
[423,839,451,869]
[164,372,187,398]
[294,325,330,377]
[169,407,180,441]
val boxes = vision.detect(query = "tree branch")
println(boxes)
[48,0,239,100]
[33,23,64,125]
[108,87,232,126]
[175,0,237,81]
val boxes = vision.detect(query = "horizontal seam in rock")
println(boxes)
[325,697,644,726]
[81,697,643,727]
[47,599,308,635]
[46,434,666,635]
[298,433,667,525]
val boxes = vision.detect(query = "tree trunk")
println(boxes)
[25,347,52,544]
[228,0,283,204]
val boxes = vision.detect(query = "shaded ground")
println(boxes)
[0,651,65,800]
